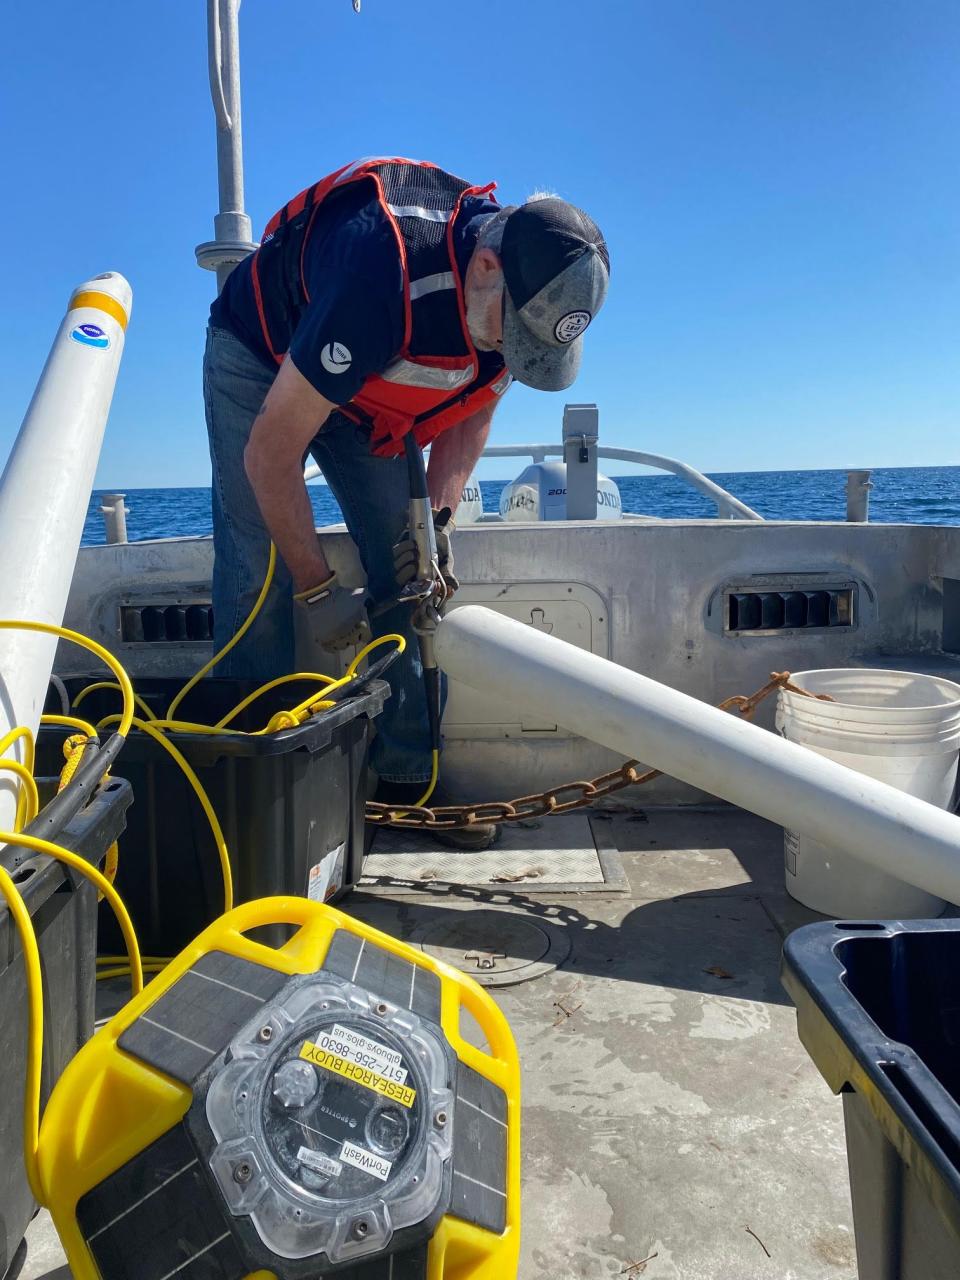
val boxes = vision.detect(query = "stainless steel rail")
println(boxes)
[480,444,764,520]
[305,444,762,520]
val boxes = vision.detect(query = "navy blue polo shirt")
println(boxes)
[210,184,504,404]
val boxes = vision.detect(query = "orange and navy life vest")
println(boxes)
[250,157,514,457]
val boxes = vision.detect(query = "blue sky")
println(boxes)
[2,0,958,486]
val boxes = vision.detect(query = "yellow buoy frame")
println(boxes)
[37,896,521,1280]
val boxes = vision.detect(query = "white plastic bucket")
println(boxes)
[776,669,960,918]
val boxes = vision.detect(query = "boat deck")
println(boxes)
[22,807,856,1280]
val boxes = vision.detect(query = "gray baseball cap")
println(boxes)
[500,197,610,391]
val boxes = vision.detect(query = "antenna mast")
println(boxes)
[196,1,361,293]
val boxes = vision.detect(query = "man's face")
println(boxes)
[464,248,504,353]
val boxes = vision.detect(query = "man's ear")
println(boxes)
[473,246,502,281]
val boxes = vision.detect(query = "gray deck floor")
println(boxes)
[21,807,856,1280]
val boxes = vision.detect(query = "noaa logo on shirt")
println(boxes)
[320,341,352,374]
[554,311,591,344]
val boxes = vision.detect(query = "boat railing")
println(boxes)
[305,445,763,520]
[479,444,764,521]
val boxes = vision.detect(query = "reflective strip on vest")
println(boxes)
[491,370,513,395]
[409,271,457,300]
[380,359,477,389]
[386,204,451,222]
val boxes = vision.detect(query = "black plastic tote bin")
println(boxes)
[783,919,960,1279]
[1,775,133,1280]
[39,677,387,955]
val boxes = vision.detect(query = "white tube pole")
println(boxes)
[436,606,960,905]
[0,272,132,830]
[196,0,257,291]
[846,469,872,522]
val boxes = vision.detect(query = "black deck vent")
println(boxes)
[727,588,854,634]
[120,604,214,643]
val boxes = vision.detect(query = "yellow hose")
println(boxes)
[417,749,440,807]
[345,632,407,677]
[143,719,238,737]
[165,542,277,721]
[0,725,35,772]
[0,596,411,1214]
[0,829,142,995]
[98,953,172,965]
[213,672,337,730]
[0,826,145,1205]
[74,681,157,723]
[96,963,166,982]
[0,865,44,1202]
[0,760,40,830]
[96,714,233,914]
[42,713,97,739]
[0,620,134,738]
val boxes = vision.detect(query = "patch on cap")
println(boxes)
[555,311,591,343]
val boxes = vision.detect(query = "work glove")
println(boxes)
[294,574,371,654]
[392,507,459,594]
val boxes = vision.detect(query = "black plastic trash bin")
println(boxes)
[1,774,133,1280]
[783,919,960,1279]
[39,677,388,955]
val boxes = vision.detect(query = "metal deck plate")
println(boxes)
[412,909,572,987]
[362,814,627,893]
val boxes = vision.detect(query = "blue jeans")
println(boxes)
[203,324,434,783]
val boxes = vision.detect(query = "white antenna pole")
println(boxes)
[195,0,257,292]
[195,0,362,293]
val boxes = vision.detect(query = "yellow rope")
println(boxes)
[57,733,90,792]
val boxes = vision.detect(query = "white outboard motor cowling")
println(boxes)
[499,461,622,521]
[456,474,483,525]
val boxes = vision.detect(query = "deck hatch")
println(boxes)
[119,603,214,643]
[727,586,854,634]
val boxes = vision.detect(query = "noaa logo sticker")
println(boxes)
[554,311,591,344]
[320,341,352,374]
[70,323,110,350]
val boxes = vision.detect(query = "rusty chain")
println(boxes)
[365,671,833,831]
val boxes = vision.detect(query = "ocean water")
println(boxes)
[81,465,960,546]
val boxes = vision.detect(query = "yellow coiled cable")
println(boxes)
[0,828,144,1205]
[165,542,278,721]
[2,576,414,1202]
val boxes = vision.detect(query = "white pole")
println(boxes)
[196,0,257,291]
[0,272,132,830]
[100,493,129,544]
[436,606,960,905]
[846,469,872,522]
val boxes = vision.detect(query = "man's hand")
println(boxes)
[294,574,371,656]
[393,507,459,594]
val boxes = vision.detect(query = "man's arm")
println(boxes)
[426,404,497,515]
[244,356,336,592]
